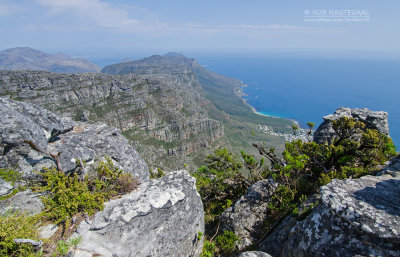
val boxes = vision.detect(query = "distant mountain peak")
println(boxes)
[0,47,100,73]
[163,52,186,58]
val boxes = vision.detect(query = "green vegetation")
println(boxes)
[259,117,396,224]
[215,230,239,255]
[39,157,139,226]
[201,240,215,257]
[0,168,27,200]
[0,157,139,256]
[0,211,40,256]
[0,168,22,186]
[54,236,82,256]
[149,168,165,179]
[193,148,250,223]
[194,117,396,256]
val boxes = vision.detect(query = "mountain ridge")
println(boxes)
[0,47,101,73]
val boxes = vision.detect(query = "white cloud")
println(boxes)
[36,0,140,28]
[236,24,312,31]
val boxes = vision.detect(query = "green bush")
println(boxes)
[193,148,250,223]
[149,168,165,179]
[39,157,139,226]
[0,168,22,186]
[201,240,215,257]
[55,236,82,256]
[0,211,40,256]
[260,116,397,223]
[215,230,239,255]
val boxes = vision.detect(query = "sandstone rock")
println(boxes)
[0,178,13,197]
[220,179,277,249]
[260,172,400,257]
[0,189,44,215]
[38,224,59,239]
[0,97,149,181]
[73,170,204,257]
[314,107,389,144]
[238,251,273,257]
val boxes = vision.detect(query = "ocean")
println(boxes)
[194,52,400,147]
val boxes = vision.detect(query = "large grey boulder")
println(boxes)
[220,179,278,249]
[260,172,400,257]
[238,251,272,257]
[73,170,204,257]
[0,189,43,215]
[314,107,389,144]
[0,97,149,181]
[0,178,13,197]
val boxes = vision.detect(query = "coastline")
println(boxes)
[234,83,300,126]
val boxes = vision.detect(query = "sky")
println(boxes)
[0,0,399,58]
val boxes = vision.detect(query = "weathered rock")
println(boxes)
[314,107,390,144]
[220,179,277,249]
[238,251,273,257]
[73,170,204,257]
[38,223,59,239]
[0,189,44,215]
[0,97,149,181]
[260,172,400,257]
[47,123,149,181]
[0,178,13,197]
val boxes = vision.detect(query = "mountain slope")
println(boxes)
[0,47,100,73]
[103,53,294,159]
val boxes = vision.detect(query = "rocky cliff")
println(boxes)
[0,62,224,170]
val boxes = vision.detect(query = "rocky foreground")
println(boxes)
[0,97,204,256]
[1,98,399,256]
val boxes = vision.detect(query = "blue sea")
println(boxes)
[194,52,400,147]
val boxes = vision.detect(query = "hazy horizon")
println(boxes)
[1,0,399,58]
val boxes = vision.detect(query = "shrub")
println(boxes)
[39,157,139,226]
[215,230,239,255]
[193,148,250,223]
[55,236,82,256]
[149,168,165,179]
[0,168,22,186]
[0,211,40,256]
[257,116,397,223]
[201,240,215,257]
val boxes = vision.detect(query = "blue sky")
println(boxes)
[0,0,399,57]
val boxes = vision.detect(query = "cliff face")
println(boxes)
[0,56,225,170]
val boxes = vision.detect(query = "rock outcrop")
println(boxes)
[220,179,277,249]
[259,171,400,257]
[238,251,272,257]
[0,97,149,181]
[74,170,204,257]
[0,189,44,215]
[314,107,390,144]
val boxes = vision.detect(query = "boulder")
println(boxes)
[238,251,272,257]
[259,171,400,257]
[314,107,389,144]
[220,179,277,249]
[0,189,44,215]
[73,170,204,257]
[0,178,13,197]
[0,97,149,182]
